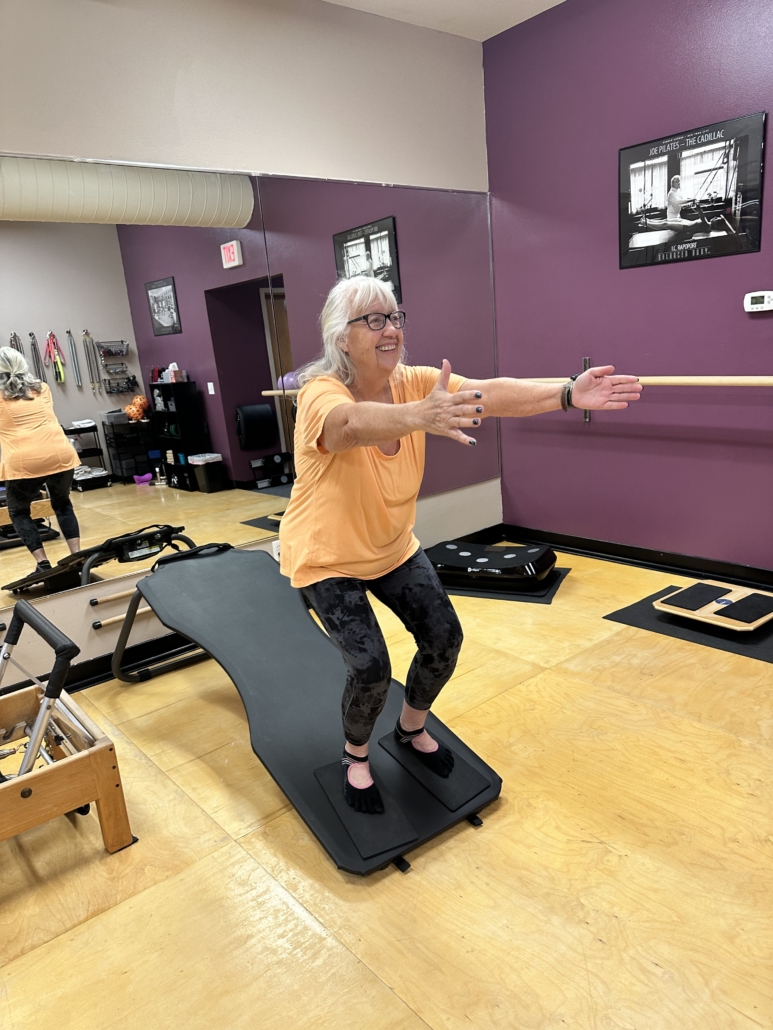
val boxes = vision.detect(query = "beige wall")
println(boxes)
[0,222,142,460]
[0,0,488,191]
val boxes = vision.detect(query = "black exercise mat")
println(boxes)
[241,514,283,532]
[315,762,418,859]
[137,549,501,874]
[660,583,731,611]
[442,567,570,604]
[378,732,490,812]
[605,585,773,664]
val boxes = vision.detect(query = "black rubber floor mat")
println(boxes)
[240,515,283,532]
[605,585,773,664]
[378,732,490,811]
[315,762,418,859]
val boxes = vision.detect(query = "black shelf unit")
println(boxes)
[103,420,159,482]
[149,381,211,491]
[64,424,112,491]
[63,425,107,468]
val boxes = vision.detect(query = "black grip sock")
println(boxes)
[342,749,384,814]
[395,719,454,778]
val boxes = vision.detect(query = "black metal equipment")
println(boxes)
[426,540,557,594]
[111,546,501,875]
[2,524,196,594]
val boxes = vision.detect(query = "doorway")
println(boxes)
[260,288,295,453]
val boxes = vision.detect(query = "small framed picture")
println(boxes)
[145,277,182,336]
[333,216,402,303]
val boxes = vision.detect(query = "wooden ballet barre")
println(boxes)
[264,378,773,397]
[89,586,145,607]
[526,376,773,387]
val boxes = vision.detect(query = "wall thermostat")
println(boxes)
[744,291,773,312]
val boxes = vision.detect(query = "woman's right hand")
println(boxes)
[417,360,483,446]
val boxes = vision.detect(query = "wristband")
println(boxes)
[560,373,582,412]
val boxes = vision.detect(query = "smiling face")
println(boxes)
[340,301,404,383]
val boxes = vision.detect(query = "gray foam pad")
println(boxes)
[378,732,490,811]
[315,763,418,859]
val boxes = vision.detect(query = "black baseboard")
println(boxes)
[460,523,773,590]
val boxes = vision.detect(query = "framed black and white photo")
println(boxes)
[333,216,402,303]
[145,277,182,335]
[619,112,765,269]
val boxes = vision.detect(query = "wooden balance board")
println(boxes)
[653,580,773,632]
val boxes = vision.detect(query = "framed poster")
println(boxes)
[333,216,402,303]
[619,112,765,269]
[145,277,182,335]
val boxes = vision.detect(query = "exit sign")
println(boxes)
[221,240,243,268]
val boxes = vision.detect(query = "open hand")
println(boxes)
[571,365,642,410]
[419,359,484,446]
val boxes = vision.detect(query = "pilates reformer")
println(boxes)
[111,544,502,875]
[2,524,196,594]
[0,599,135,853]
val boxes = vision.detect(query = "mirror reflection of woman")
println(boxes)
[0,347,81,575]
[279,277,642,815]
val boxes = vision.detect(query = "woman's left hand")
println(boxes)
[571,366,643,410]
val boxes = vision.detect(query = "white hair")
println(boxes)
[0,347,43,401]
[296,276,404,387]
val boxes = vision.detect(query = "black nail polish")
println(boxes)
[475,392,482,398]
[473,418,480,425]
[476,406,483,413]
[469,439,476,446]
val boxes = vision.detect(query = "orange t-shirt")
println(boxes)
[280,365,465,587]
[0,384,80,480]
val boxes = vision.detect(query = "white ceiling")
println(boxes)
[320,0,568,41]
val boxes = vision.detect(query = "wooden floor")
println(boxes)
[0,491,771,1028]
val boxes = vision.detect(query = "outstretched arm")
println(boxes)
[460,365,642,418]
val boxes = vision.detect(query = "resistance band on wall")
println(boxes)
[9,332,24,356]
[66,329,82,387]
[28,332,46,382]
[44,331,66,384]
[82,330,102,395]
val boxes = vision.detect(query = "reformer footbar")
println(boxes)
[111,546,502,875]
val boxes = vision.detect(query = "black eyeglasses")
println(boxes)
[347,311,406,331]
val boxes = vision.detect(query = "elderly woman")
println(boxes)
[0,347,81,573]
[279,277,642,814]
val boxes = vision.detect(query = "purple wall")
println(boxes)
[484,0,773,568]
[258,176,499,496]
[117,207,273,480]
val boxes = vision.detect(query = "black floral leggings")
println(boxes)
[302,548,463,746]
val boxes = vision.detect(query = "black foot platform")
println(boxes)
[118,546,502,875]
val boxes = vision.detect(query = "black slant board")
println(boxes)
[605,585,773,664]
[441,568,570,604]
[137,549,502,874]
[378,732,490,811]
